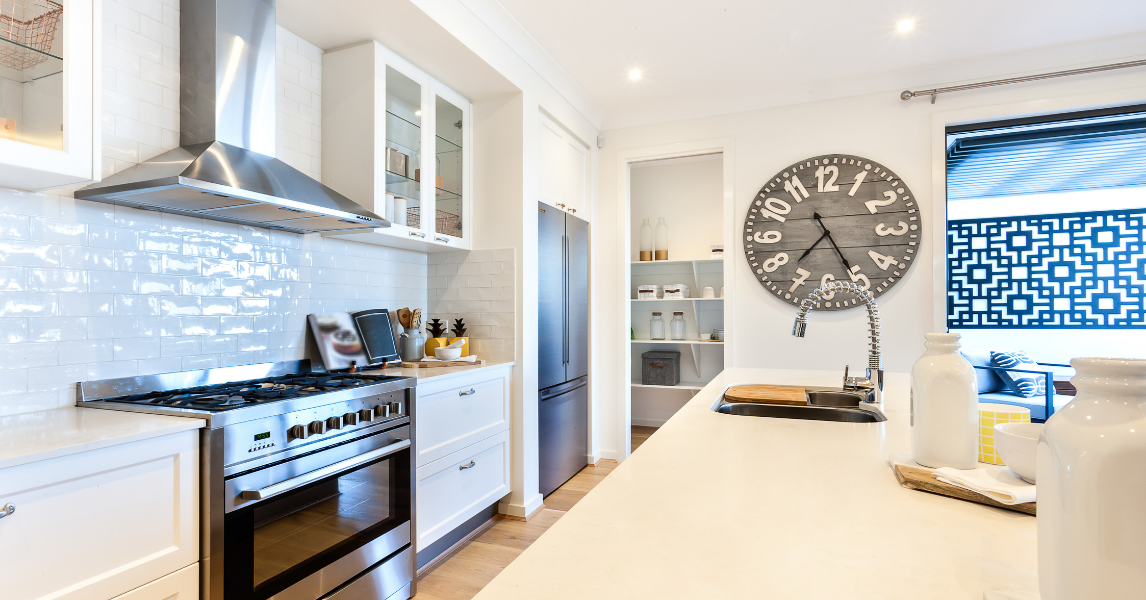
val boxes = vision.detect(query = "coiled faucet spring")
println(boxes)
[792,280,884,402]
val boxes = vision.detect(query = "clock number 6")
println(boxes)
[819,273,836,300]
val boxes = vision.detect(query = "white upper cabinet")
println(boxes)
[322,41,472,251]
[0,0,100,190]
[538,112,590,220]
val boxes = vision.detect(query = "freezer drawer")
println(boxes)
[538,378,589,497]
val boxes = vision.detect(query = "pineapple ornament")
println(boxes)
[424,318,450,357]
[450,318,470,357]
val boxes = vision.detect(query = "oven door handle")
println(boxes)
[240,438,411,501]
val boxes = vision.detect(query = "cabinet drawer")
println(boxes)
[0,430,199,600]
[416,371,509,467]
[415,430,510,549]
[111,563,198,600]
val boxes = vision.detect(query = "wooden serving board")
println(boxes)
[723,385,806,405]
[400,359,486,368]
[893,462,1036,516]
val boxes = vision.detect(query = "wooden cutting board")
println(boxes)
[892,462,1036,516]
[400,359,486,368]
[723,385,806,405]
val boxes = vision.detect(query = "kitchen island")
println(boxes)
[473,368,1038,599]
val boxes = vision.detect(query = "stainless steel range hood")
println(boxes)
[76,0,385,234]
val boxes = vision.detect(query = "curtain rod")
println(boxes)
[901,58,1146,104]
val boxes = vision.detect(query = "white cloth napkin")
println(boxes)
[889,453,1035,505]
[933,465,1036,505]
[420,355,478,363]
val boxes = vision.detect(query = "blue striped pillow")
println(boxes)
[990,350,1046,399]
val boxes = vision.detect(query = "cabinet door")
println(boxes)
[415,369,509,467]
[0,0,98,190]
[0,430,199,600]
[537,113,590,219]
[430,84,470,248]
[415,430,510,550]
[111,563,198,600]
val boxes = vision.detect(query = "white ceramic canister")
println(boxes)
[910,332,978,469]
[1038,357,1146,599]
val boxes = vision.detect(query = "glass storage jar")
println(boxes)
[649,312,665,340]
[670,312,686,340]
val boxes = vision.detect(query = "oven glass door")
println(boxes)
[224,441,411,600]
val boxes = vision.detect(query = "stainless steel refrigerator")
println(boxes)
[538,202,589,497]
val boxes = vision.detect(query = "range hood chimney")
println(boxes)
[76,0,386,234]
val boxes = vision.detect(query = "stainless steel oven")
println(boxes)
[222,421,413,600]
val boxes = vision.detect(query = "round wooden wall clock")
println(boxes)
[743,154,921,310]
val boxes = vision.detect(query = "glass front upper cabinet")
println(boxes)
[385,65,422,229]
[434,94,464,239]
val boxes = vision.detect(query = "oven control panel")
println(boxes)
[224,389,409,467]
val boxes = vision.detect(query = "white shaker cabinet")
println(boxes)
[0,429,199,600]
[322,41,472,252]
[0,0,100,190]
[413,364,512,550]
[538,112,590,220]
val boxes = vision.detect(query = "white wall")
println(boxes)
[629,155,723,261]
[596,61,1146,458]
[428,248,516,364]
[0,0,427,417]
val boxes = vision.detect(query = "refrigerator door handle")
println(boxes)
[563,230,570,366]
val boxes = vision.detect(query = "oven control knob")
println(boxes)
[288,424,308,440]
[343,412,358,426]
[308,420,326,436]
[374,404,389,418]
[326,416,342,430]
[358,408,373,422]
[388,401,402,415]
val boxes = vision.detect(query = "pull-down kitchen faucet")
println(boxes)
[792,281,884,406]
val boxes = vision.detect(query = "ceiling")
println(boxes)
[495,0,1146,129]
[277,0,519,102]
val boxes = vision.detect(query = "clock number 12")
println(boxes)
[815,166,840,192]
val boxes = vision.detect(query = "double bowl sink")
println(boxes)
[714,386,887,423]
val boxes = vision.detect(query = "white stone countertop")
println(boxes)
[473,367,1039,600]
[0,407,205,470]
[370,360,514,384]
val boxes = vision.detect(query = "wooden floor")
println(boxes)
[415,426,658,600]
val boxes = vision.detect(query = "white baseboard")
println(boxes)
[498,493,544,519]
[632,417,667,427]
[599,449,621,461]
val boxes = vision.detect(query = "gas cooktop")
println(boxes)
[97,372,399,412]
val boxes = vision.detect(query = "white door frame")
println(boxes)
[614,137,736,459]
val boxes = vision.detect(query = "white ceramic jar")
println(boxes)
[1038,357,1146,600]
[910,333,978,469]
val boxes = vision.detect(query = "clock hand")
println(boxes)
[798,231,830,262]
[812,212,852,271]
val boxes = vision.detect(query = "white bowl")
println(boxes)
[994,422,1043,484]
[434,346,463,361]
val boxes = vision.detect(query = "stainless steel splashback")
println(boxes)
[75,0,386,234]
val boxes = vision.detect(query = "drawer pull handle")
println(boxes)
[409,231,426,238]
[459,460,476,470]
[435,236,449,243]
[649,362,668,367]
[459,388,476,396]
[0,503,14,519]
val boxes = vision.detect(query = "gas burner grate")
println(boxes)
[98,372,397,411]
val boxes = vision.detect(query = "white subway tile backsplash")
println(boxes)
[0,4,430,415]
[428,250,516,364]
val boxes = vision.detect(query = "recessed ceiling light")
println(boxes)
[629,69,641,81]
[415,110,422,116]
[897,19,914,32]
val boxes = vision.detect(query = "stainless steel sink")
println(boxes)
[715,386,886,423]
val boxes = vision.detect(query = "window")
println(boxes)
[946,105,1146,330]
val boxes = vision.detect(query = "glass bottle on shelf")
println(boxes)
[649,312,666,340]
[670,312,686,340]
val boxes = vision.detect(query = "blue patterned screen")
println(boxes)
[947,209,1146,328]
